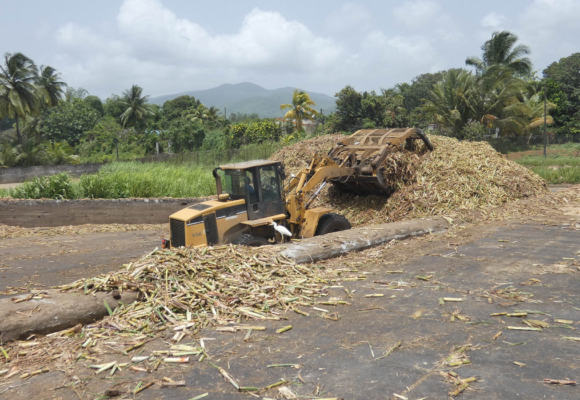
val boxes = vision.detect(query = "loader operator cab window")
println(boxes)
[260,165,281,203]
[244,171,258,204]
[222,170,257,204]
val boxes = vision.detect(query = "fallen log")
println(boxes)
[280,216,450,263]
[0,289,139,342]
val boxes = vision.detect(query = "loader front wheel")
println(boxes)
[232,234,270,247]
[315,213,351,236]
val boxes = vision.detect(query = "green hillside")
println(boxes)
[149,82,336,118]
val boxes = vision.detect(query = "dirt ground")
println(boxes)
[2,200,580,399]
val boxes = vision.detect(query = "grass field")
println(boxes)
[4,163,215,200]
[529,166,580,184]
[515,155,580,167]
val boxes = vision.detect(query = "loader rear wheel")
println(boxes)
[232,234,270,247]
[315,213,351,236]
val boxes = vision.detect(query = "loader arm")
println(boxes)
[284,154,357,227]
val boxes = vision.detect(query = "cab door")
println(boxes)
[203,213,219,246]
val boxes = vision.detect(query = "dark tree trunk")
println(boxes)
[15,114,21,142]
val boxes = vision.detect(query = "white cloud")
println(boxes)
[481,12,507,31]
[114,0,344,70]
[54,0,344,96]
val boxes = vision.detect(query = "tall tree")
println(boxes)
[160,95,201,123]
[543,52,580,134]
[35,65,67,107]
[421,69,475,135]
[466,31,532,76]
[186,104,210,124]
[0,53,39,140]
[280,89,319,132]
[119,85,154,129]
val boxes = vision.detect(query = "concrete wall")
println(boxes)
[0,197,210,228]
[0,163,103,184]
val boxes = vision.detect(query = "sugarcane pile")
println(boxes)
[1,245,348,377]
[271,134,549,226]
[57,245,339,332]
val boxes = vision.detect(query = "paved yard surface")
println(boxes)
[2,210,579,400]
[0,229,165,293]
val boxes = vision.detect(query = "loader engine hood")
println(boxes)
[168,199,248,248]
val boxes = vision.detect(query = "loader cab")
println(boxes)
[213,160,286,220]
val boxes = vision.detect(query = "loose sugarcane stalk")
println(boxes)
[164,357,190,363]
[210,363,239,390]
[0,347,9,362]
[507,326,542,331]
[239,386,260,392]
[507,313,527,317]
[262,379,287,391]
[292,307,309,316]
[133,381,155,394]
[375,341,402,361]
[543,379,576,385]
[20,368,49,379]
[276,325,292,334]
[267,364,301,368]
[161,381,185,387]
[124,342,146,353]
[449,382,469,396]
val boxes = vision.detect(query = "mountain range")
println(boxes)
[149,82,336,118]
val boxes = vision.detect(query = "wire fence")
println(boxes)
[132,142,283,167]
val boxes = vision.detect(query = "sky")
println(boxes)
[1,0,578,99]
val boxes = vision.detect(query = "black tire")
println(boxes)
[232,234,270,247]
[315,213,351,236]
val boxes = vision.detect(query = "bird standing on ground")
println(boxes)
[271,221,292,237]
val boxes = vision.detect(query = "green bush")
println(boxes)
[226,120,281,148]
[10,172,81,199]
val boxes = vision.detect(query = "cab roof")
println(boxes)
[219,159,281,170]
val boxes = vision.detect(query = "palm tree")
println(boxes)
[206,106,220,123]
[186,104,210,124]
[35,65,67,107]
[119,85,154,129]
[516,92,555,141]
[472,66,532,135]
[280,89,319,132]
[0,139,17,167]
[15,136,46,166]
[466,31,532,76]
[0,53,40,141]
[45,141,79,165]
[421,69,476,134]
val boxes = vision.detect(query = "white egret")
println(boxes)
[271,221,292,237]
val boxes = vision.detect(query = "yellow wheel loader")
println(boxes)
[162,128,433,248]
